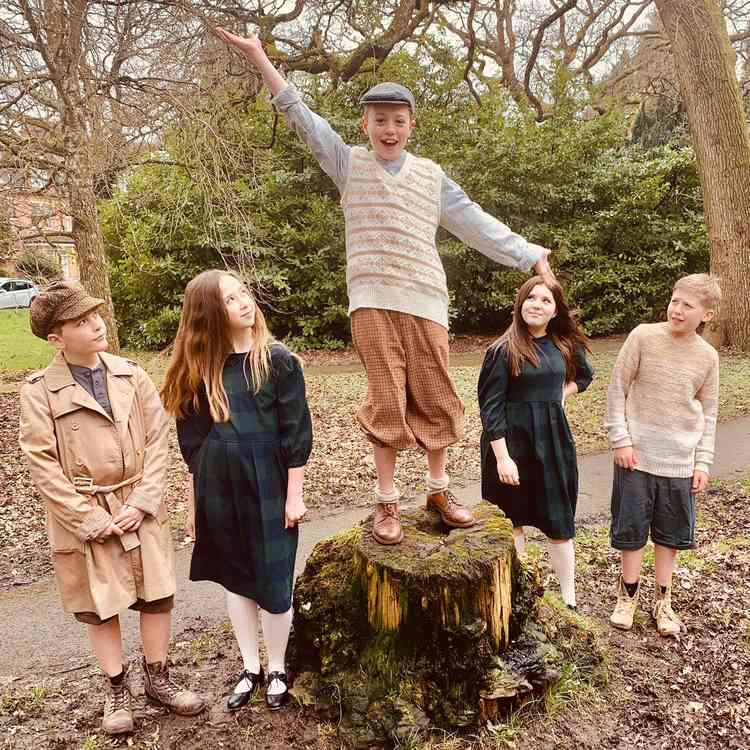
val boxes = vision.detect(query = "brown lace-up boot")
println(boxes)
[373,502,404,545]
[102,664,133,735]
[143,658,205,716]
[425,489,476,528]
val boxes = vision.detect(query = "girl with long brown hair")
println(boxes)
[478,276,593,609]
[161,269,313,711]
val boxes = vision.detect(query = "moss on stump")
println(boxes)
[289,502,594,748]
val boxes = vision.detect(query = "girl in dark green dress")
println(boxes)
[479,276,593,608]
[162,270,312,711]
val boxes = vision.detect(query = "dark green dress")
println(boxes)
[177,345,313,613]
[478,337,593,540]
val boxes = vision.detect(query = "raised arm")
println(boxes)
[440,174,553,283]
[215,28,351,192]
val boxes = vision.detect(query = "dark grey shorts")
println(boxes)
[610,466,696,551]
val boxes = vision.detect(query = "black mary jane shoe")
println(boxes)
[265,671,288,711]
[227,668,264,711]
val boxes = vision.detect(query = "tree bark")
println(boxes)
[655,0,750,349]
[68,150,121,354]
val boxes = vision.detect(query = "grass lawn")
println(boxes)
[0,309,56,372]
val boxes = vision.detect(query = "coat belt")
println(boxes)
[74,473,144,552]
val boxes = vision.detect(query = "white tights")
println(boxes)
[225,591,293,695]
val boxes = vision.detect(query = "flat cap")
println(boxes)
[359,82,416,112]
[29,281,104,339]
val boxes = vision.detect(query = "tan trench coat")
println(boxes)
[19,352,175,619]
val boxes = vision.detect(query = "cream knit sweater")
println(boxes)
[605,323,719,477]
[341,146,448,328]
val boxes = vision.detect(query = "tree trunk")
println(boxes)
[68,154,121,354]
[289,503,595,747]
[655,0,750,349]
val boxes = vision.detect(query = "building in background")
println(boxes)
[0,165,78,281]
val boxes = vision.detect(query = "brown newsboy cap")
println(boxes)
[29,281,105,339]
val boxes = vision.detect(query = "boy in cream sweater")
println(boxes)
[215,28,552,545]
[606,273,721,636]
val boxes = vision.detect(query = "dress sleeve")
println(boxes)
[478,345,510,440]
[275,351,313,469]
[573,345,595,394]
[176,390,213,474]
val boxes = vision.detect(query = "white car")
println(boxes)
[0,278,40,309]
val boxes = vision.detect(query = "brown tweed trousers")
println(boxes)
[351,308,464,451]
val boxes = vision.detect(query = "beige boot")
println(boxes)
[610,576,640,631]
[143,658,206,716]
[102,664,133,735]
[652,585,685,637]
[373,502,404,545]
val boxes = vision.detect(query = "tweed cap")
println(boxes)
[29,281,104,339]
[359,82,416,112]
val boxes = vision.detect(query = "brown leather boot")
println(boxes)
[102,664,133,735]
[373,502,404,545]
[143,658,206,716]
[426,490,476,528]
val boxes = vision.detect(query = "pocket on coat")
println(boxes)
[52,549,93,612]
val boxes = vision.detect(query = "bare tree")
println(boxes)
[0,1,216,349]
[653,0,750,349]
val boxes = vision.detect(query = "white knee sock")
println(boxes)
[226,591,260,690]
[376,485,401,504]
[548,540,576,608]
[426,473,450,493]
[513,529,526,556]
[261,608,293,695]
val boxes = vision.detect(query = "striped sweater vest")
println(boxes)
[341,146,449,328]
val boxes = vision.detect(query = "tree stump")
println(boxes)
[289,502,577,748]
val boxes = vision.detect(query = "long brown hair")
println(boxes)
[493,276,590,380]
[161,269,275,422]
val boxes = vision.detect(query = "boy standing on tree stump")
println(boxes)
[215,28,553,545]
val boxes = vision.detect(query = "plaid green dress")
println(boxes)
[177,345,313,613]
[479,338,594,540]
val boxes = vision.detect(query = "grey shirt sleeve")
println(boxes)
[439,173,544,272]
[272,85,351,193]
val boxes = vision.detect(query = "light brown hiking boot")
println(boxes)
[143,659,206,716]
[426,489,476,528]
[102,664,133,735]
[373,502,404,545]
[610,576,640,631]
[652,585,685,637]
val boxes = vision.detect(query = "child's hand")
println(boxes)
[692,470,709,492]
[614,447,637,470]
[114,505,145,532]
[214,27,265,63]
[95,521,124,543]
[497,457,520,485]
[285,494,308,528]
[532,246,555,286]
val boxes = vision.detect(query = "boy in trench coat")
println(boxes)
[18,282,204,734]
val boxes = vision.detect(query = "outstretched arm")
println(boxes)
[214,28,288,95]
[215,28,351,191]
[440,174,554,284]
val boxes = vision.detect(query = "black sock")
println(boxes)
[659,584,668,595]
[109,669,125,685]
[624,579,639,598]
